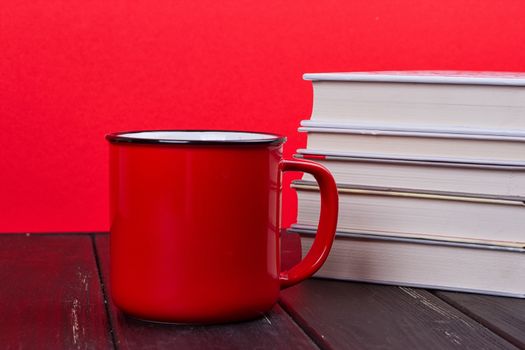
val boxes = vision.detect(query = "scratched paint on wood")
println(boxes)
[280,279,517,350]
[0,234,112,349]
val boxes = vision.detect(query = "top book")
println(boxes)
[304,71,525,133]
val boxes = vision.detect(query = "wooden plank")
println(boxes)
[435,291,525,349]
[0,234,112,349]
[94,235,318,350]
[280,279,518,350]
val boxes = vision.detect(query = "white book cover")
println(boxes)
[300,120,525,138]
[303,71,525,86]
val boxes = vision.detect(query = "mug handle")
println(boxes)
[279,159,339,289]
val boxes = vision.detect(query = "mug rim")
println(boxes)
[106,130,287,146]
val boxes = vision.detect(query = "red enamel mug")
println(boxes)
[106,130,338,323]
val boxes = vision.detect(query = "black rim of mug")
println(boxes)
[106,130,287,146]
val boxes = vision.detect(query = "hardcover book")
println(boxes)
[293,181,525,244]
[300,126,525,164]
[288,228,525,298]
[304,71,525,133]
[295,152,525,199]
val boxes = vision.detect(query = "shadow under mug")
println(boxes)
[106,130,338,324]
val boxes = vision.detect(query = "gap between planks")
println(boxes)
[90,234,118,350]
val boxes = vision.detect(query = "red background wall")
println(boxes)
[1,1,525,233]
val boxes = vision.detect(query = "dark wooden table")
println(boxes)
[1,233,524,349]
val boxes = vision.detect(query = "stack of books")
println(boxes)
[290,71,525,297]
